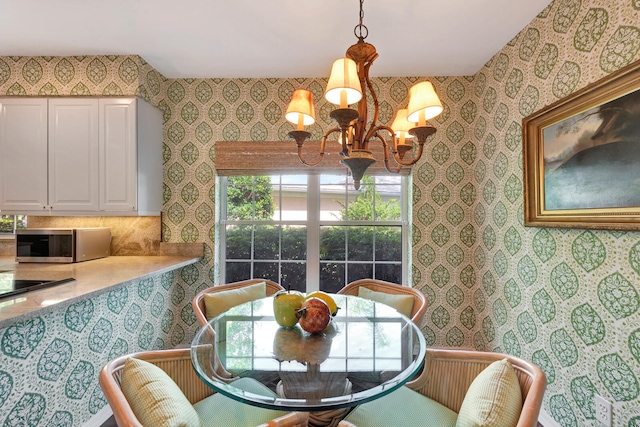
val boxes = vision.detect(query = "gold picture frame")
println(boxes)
[523,59,640,231]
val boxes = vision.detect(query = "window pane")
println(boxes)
[276,175,307,221]
[320,263,345,293]
[374,176,402,221]
[226,225,252,259]
[375,226,402,261]
[281,262,306,292]
[347,263,373,283]
[346,182,374,220]
[16,215,27,230]
[320,226,345,260]
[375,264,402,283]
[226,262,251,282]
[227,176,274,220]
[254,262,279,282]
[347,227,373,261]
[0,215,14,233]
[281,226,306,260]
[254,225,279,260]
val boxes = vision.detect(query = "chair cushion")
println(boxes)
[204,282,267,320]
[194,377,289,427]
[344,386,458,427]
[358,287,414,318]
[120,357,202,427]
[455,358,523,427]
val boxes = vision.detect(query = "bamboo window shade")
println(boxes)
[214,141,410,176]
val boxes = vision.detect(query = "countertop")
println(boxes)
[0,255,200,328]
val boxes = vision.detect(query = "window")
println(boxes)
[0,215,27,235]
[220,173,408,293]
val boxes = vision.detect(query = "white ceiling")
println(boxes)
[0,0,553,79]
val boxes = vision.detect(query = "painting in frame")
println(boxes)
[523,59,640,231]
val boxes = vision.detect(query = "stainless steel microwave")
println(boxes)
[16,228,111,263]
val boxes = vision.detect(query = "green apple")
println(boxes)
[273,287,305,328]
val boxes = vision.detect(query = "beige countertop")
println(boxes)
[0,255,200,328]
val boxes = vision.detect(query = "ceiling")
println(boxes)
[0,0,553,79]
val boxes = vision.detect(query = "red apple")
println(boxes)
[297,297,331,334]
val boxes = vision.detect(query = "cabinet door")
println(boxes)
[48,99,100,211]
[0,98,48,211]
[99,98,137,211]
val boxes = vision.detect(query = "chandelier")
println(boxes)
[285,0,444,189]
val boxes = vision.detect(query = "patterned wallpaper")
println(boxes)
[463,1,640,425]
[2,0,640,425]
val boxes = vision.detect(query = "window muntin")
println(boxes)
[221,174,406,292]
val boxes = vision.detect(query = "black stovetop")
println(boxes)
[0,276,75,300]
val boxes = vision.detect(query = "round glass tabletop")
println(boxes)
[191,294,426,411]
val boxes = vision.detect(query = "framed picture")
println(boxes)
[523,59,640,231]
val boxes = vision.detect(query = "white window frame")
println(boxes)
[219,173,409,290]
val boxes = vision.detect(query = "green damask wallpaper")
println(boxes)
[2,0,640,426]
[0,270,197,426]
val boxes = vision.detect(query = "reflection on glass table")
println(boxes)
[191,294,426,412]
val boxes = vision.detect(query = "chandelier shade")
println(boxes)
[285,0,443,189]
[407,81,443,124]
[325,58,363,107]
[391,108,415,160]
[285,89,316,129]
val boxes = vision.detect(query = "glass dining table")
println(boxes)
[190,294,426,416]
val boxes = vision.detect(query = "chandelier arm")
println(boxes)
[297,127,340,166]
[363,61,381,144]
[374,124,426,167]
[392,140,427,166]
[371,131,402,174]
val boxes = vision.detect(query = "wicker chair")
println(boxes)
[193,278,284,326]
[337,279,428,326]
[99,348,308,427]
[338,348,547,427]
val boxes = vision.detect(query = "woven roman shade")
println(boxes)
[214,141,410,176]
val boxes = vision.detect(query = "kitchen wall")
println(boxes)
[2,0,640,425]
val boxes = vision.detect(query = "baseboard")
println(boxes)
[82,405,113,427]
[538,408,560,427]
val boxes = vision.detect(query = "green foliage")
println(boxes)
[339,176,401,220]
[0,217,13,233]
[226,176,274,220]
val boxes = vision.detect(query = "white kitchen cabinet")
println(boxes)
[99,98,162,215]
[0,97,162,216]
[0,98,48,211]
[48,98,100,211]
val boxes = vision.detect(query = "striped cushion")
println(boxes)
[194,377,289,427]
[121,358,202,427]
[344,386,458,427]
[455,358,523,427]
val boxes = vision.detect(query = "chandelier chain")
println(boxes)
[354,0,368,40]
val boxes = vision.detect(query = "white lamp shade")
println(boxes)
[285,89,316,126]
[407,81,443,123]
[391,108,413,138]
[325,58,363,107]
